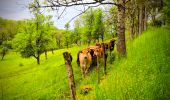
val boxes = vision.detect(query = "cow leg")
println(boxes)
[85,67,88,75]
[81,67,85,78]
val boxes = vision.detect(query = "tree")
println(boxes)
[12,13,53,64]
[126,0,137,39]
[0,41,10,61]
[33,0,127,56]
[82,8,94,45]
[105,6,118,38]
[54,30,64,49]
[42,16,56,59]
[73,19,81,45]
[92,8,105,42]
[117,0,126,56]
[0,17,18,45]
[64,23,70,48]
[162,0,170,24]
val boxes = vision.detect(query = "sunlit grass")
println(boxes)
[0,45,87,100]
[0,27,170,100]
[91,27,170,100]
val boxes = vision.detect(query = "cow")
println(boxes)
[108,39,116,56]
[89,44,108,74]
[77,48,92,78]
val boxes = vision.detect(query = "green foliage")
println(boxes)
[162,0,170,24]
[12,20,38,58]
[64,23,71,48]
[104,6,118,39]
[12,13,55,64]
[0,41,9,60]
[0,17,19,45]
[74,8,105,44]
[54,29,64,49]
[92,9,104,41]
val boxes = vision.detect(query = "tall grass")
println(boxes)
[0,27,169,100]
[0,45,87,100]
[93,27,170,100]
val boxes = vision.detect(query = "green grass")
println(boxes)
[91,27,170,100]
[0,45,87,100]
[0,27,170,100]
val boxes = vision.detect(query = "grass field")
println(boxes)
[0,27,170,100]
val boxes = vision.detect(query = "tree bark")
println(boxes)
[1,53,5,61]
[51,49,54,54]
[139,4,143,34]
[139,4,145,34]
[45,50,47,60]
[130,11,135,40]
[37,55,40,65]
[144,6,147,31]
[117,0,126,56]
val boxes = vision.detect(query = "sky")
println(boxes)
[0,0,87,29]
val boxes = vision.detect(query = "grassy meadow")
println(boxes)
[0,27,170,100]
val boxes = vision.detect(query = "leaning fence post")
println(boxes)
[63,52,76,100]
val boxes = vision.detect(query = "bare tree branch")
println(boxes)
[35,1,118,8]
[58,6,67,19]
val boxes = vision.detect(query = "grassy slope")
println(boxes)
[0,45,87,100]
[88,27,170,100]
[0,27,170,100]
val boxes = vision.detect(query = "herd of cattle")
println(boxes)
[77,39,116,78]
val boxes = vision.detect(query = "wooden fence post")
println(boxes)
[63,52,76,100]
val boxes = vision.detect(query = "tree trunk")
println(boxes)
[1,53,5,61]
[130,13,135,40]
[45,50,47,60]
[142,5,145,31]
[117,0,126,56]
[139,4,145,34]
[101,31,104,42]
[37,55,40,64]
[51,49,54,54]
[139,5,143,34]
[136,6,140,34]
[144,6,147,31]
[58,39,61,49]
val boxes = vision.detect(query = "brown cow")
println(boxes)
[77,48,92,78]
[89,44,108,74]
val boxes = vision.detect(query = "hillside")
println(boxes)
[0,27,170,100]
[80,27,170,99]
